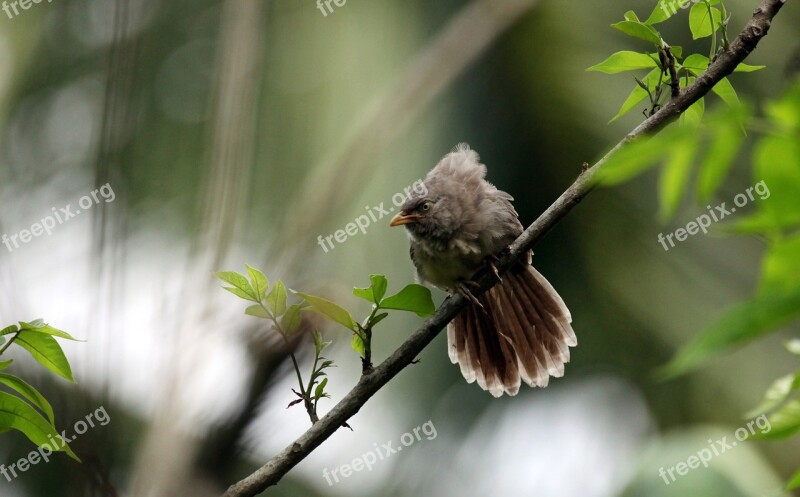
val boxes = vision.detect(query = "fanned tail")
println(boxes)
[447,263,576,397]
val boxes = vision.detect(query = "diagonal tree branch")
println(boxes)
[222,0,787,495]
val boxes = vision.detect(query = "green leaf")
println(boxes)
[760,236,800,296]
[295,292,357,331]
[352,287,373,303]
[611,20,662,45]
[711,77,740,107]
[644,0,678,25]
[370,275,388,303]
[14,332,75,383]
[679,95,704,127]
[0,325,18,336]
[0,359,13,370]
[312,329,322,351]
[222,286,257,301]
[352,274,389,304]
[215,271,258,302]
[266,281,287,317]
[587,51,658,74]
[658,288,800,378]
[282,303,304,334]
[746,373,800,419]
[245,305,270,319]
[751,398,800,440]
[314,377,328,400]
[595,123,692,186]
[734,63,765,73]
[245,265,268,301]
[689,3,722,39]
[681,53,709,75]
[0,373,56,425]
[609,67,661,122]
[765,80,800,131]
[351,333,366,356]
[370,312,390,328]
[658,135,697,221]
[380,284,436,317]
[312,329,332,354]
[623,10,639,22]
[696,108,747,201]
[18,322,80,341]
[645,0,719,25]
[731,131,800,235]
[787,468,800,490]
[0,391,79,461]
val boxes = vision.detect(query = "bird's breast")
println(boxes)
[409,236,485,291]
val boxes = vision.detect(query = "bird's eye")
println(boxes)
[419,201,432,212]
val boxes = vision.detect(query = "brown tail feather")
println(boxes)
[446,262,577,397]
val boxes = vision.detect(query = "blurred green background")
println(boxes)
[0,0,798,495]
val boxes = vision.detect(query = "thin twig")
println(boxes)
[661,44,681,98]
[221,0,787,495]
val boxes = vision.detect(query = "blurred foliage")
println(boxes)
[658,81,800,376]
[595,73,800,491]
[594,76,800,378]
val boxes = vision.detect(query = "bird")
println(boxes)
[389,143,577,397]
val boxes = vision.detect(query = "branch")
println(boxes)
[221,0,787,495]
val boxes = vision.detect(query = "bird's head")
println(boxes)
[389,195,440,237]
[390,144,486,241]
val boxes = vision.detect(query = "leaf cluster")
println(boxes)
[588,0,762,122]
[216,267,435,423]
[0,320,81,460]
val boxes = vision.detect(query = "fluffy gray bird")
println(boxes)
[389,144,577,397]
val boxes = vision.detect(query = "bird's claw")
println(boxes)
[455,281,483,309]
[484,255,502,283]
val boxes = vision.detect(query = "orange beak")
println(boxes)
[389,212,422,227]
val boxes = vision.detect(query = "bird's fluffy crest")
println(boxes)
[426,143,487,189]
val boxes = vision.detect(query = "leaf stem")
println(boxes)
[706,0,717,60]
[0,331,21,357]
[260,303,316,423]
[358,304,381,374]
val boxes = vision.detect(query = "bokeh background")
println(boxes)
[0,0,798,496]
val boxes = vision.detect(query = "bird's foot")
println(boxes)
[484,254,502,283]
[455,281,483,309]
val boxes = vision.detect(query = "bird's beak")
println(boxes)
[389,212,421,227]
